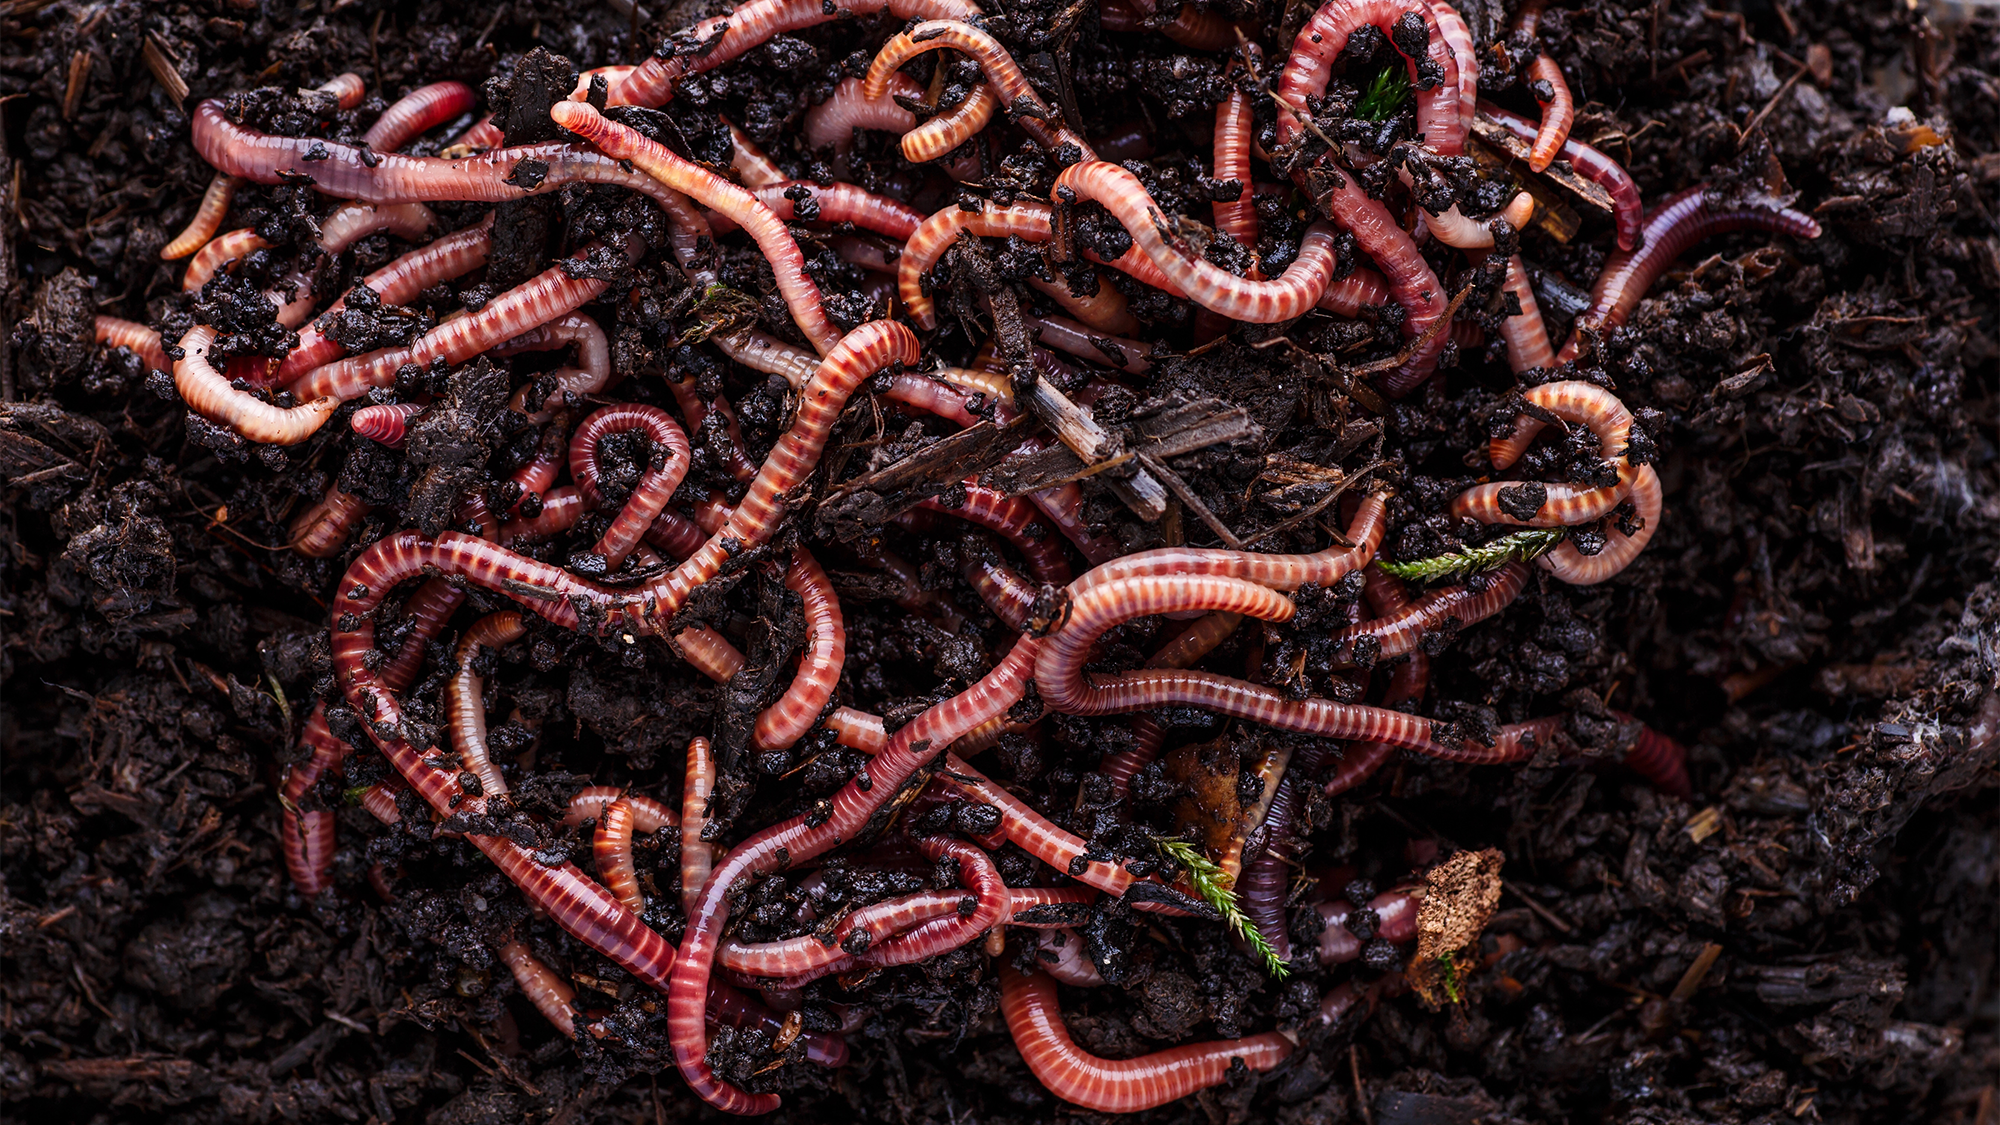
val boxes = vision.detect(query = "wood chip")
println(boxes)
[142,35,189,109]
[1684,805,1724,843]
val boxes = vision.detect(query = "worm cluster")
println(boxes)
[80,0,1834,1114]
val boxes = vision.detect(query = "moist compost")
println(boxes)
[2,0,1996,1122]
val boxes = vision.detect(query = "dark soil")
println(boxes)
[2,1,1996,1123]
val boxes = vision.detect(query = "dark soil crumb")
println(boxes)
[2,1,1996,1124]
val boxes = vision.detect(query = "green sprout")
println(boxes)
[1356,65,1413,122]
[1154,836,1290,979]
[1437,950,1464,1004]
[1375,527,1568,584]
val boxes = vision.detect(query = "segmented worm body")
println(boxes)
[1556,185,1821,362]
[363,81,478,152]
[1001,965,1294,1113]
[1478,101,1643,251]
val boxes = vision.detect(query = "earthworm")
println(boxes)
[319,73,367,109]
[588,795,677,912]
[904,83,999,165]
[1477,101,1642,251]
[1333,563,1528,662]
[956,531,1039,630]
[678,625,750,682]
[1314,172,1449,395]
[1022,477,1124,566]
[1101,0,1238,50]
[862,835,1008,967]
[181,228,271,292]
[929,753,1137,895]
[1429,0,1478,134]
[1098,610,1245,799]
[807,74,919,152]
[1538,464,1662,585]
[501,938,582,1037]
[289,483,373,558]
[1555,185,1820,363]
[549,101,844,354]
[1038,573,1561,764]
[289,236,638,404]
[282,578,461,894]
[866,22,1096,158]
[493,312,610,394]
[1276,0,1464,158]
[723,881,1090,979]
[747,180,925,241]
[1511,0,1574,172]
[1422,190,1534,250]
[275,214,494,384]
[645,321,922,619]
[667,636,1041,1114]
[897,199,1180,329]
[662,381,757,483]
[1497,254,1554,372]
[1000,963,1295,1113]
[727,123,788,189]
[683,736,717,916]
[190,101,693,213]
[1453,381,1636,526]
[879,370,993,428]
[1036,928,1106,986]
[1318,267,1393,317]
[1053,162,1343,323]
[363,81,478,153]
[162,174,242,260]
[446,612,527,798]
[919,481,1072,585]
[92,316,168,373]
[752,549,846,752]
[174,325,339,445]
[1237,740,1326,962]
[607,0,982,109]
[500,486,584,546]
[1027,275,1139,336]
[1213,55,1261,259]
[1314,886,1421,963]
[1066,489,1385,598]
[566,403,693,569]
[1614,710,1691,795]
[350,403,422,447]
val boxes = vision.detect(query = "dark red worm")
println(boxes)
[351,403,422,448]
[1325,571,1429,796]
[917,481,1072,586]
[1097,0,1237,50]
[282,578,461,894]
[1000,963,1294,1113]
[667,636,1042,1113]
[289,235,639,404]
[446,612,527,798]
[1332,562,1529,663]
[190,100,694,213]
[682,736,717,916]
[276,214,494,384]
[1556,184,1821,363]
[608,0,980,109]
[289,483,373,558]
[1213,49,1262,261]
[93,316,168,374]
[866,22,1097,158]
[566,404,693,570]
[1454,381,1638,527]
[1278,0,1464,157]
[1237,739,1327,963]
[1510,0,1575,172]
[549,101,844,355]
[1314,886,1421,963]
[956,531,1039,631]
[1478,101,1643,252]
[362,81,479,153]
[1098,610,1244,800]
[752,549,846,752]
[744,181,925,241]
